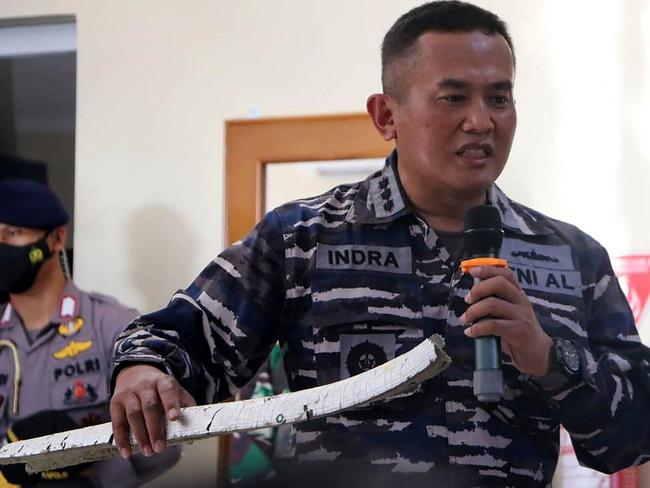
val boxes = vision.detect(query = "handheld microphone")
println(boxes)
[460,205,508,403]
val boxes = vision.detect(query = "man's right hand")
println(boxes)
[110,364,196,459]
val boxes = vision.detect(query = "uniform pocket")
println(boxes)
[311,269,424,386]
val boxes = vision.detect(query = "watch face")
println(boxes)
[557,339,580,375]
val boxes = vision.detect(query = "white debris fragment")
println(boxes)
[0,335,450,473]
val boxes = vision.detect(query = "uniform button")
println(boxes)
[381,188,392,200]
[383,200,394,211]
[379,178,389,189]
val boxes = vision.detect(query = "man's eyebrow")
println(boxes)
[436,79,513,91]
[437,78,467,89]
[490,80,513,91]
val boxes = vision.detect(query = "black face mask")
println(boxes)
[0,235,52,294]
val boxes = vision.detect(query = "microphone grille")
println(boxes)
[464,205,502,232]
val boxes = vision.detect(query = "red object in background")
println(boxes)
[612,255,650,324]
[609,255,650,488]
[611,468,640,488]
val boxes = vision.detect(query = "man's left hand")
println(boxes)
[461,265,553,377]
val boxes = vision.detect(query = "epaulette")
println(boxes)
[87,291,120,306]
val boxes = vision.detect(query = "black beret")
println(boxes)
[0,179,69,230]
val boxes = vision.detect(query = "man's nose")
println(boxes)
[462,101,494,134]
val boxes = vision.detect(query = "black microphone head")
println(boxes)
[463,205,504,259]
[464,205,502,233]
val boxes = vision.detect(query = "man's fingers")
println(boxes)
[110,401,132,459]
[461,296,515,325]
[140,390,167,455]
[156,377,181,424]
[464,318,510,338]
[465,273,522,305]
[123,393,153,457]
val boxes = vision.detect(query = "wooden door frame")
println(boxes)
[219,112,393,486]
[225,112,393,245]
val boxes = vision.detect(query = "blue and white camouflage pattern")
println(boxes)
[113,150,650,487]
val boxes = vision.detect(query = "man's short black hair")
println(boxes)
[382,0,515,98]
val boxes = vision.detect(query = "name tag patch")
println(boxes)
[53,357,102,382]
[509,265,582,297]
[340,334,396,379]
[502,239,581,297]
[317,244,412,274]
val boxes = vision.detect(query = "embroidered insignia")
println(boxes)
[340,334,396,379]
[345,341,388,376]
[63,380,98,405]
[28,247,44,265]
[58,317,84,337]
[59,296,78,319]
[511,248,560,263]
[1,305,12,326]
[53,340,94,360]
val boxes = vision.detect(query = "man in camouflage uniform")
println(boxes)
[0,179,179,487]
[109,2,650,487]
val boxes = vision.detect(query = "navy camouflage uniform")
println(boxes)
[0,281,180,487]
[113,151,650,487]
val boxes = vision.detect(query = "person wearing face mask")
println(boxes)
[0,179,180,488]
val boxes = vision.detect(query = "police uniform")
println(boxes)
[113,151,650,487]
[0,282,179,487]
[0,179,179,487]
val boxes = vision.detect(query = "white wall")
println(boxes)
[0,0,646,308]
[1,0,649,486]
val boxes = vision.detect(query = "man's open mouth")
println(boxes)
[456,144,492,158]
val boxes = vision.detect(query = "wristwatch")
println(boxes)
[530,337,582,391]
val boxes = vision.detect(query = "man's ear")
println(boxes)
[366,93,397,142]
[49,226,68,253]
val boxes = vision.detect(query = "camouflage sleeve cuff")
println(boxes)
[109,356,175,396]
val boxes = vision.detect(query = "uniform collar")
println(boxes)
[0,280,82,331]
[347,150,413,225]
[50,280,82,324]
[349,150,554,236]
[0,302,12,327]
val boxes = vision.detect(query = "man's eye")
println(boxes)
[490,95,511,106]
[440,95,466,103]
[3,228,20,239]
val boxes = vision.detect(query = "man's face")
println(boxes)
[387,30,516,201]
[0,224,47,247]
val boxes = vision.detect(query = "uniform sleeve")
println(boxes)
[542,243,650,473]
[111,210,287,404]
[100,304,139,354]
[96,297,139,373]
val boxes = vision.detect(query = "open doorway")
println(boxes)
[0,16,77,272]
